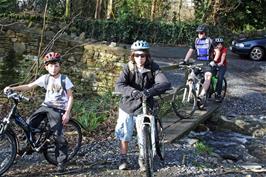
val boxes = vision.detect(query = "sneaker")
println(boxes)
[215,95,222,103]
[118,156,128,170]
[57,163,66,172]
[138,157,146,172]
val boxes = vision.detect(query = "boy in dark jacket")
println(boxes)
[115,40,171,171]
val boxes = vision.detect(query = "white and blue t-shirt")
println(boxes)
[33,74,74,110]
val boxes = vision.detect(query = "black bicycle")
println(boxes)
[0,91,82,176]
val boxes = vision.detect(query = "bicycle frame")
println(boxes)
[183,64,204,99]
[0,93,50,152]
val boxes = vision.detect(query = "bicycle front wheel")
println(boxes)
[171,85,197,119]
[43,119,82,165]
[0,131,17,176]
[155,118,164,161]
[143,124,153,177]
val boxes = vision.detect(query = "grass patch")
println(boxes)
[195,141,213,155]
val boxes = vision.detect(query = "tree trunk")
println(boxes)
[95,0,103,19]
[107,0,113,19]
[65,0,70,18]
[151,0,157,21]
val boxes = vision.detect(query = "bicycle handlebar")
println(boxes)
[178,63,204,69]
[4,90,30,102]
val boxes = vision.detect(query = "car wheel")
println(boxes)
[249,47,264,61]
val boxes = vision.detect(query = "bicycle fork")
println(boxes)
[136,114,156,158]
[183,80,194,102]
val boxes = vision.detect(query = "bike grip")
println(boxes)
[19,94,30,101]
[112,91,122,96]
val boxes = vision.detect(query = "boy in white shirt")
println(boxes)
[4,52,74,172]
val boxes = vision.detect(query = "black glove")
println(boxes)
[131,90,143,99]
[131,90,151,100]
[143,89,151,98]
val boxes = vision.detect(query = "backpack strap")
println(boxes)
[128,61,135,82]
[44,74,50,89]
[44,74,67,93]
[61,74,67,93]
[127,61,155,82]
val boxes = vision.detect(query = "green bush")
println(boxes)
[72,91,119,132]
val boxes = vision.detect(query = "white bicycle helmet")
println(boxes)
[131,40,150,51]
[214,37,224,43]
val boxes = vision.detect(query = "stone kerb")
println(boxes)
[82,44,129,93]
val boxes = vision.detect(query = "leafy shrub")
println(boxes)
[72,91,119,132]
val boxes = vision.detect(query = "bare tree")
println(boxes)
[95,0,103,19]
[107,0,113,19]
[151,0,157,21]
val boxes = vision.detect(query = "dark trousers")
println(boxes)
[28,106,68,164]
[212,65,226,95]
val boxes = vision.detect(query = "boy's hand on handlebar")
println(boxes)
[3,87,13,94]
[131,90,150,99]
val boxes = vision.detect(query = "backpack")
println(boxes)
[44,74,67,93]
[127,61,155,82]
[195,37,213,60]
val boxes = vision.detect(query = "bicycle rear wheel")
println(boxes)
[143,124,153,177]
[155,118,164,161]
[171,85,197,119]
[43,119,82,165]
[220,78,227,101]
[206,77,227,102]
[0,131,17,176]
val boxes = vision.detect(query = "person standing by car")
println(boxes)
[210,37,227,102]
[115,40,171,171]
[180,24,220,108]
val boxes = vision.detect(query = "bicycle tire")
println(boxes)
[220,78,227,101]
[0,131,17,176]
[143,124,153,177]
[171,85,197,119]
[206,77,227,102]
[43,119,82,165]
[155,118,164,161]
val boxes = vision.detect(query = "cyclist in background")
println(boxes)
[4,52,74,172]
[180,24,220,108]
[115,40,171,171]
[210,37,227,102]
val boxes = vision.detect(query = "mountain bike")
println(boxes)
[171,63,227,119]
[171,63,204,119]
[0,91,82,176]
[113,92,165,177]
[136,95,165,177]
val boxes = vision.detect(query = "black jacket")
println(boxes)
[115,61,171,115]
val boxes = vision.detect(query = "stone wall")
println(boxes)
[81,44,129,94]
[0,21,129,95]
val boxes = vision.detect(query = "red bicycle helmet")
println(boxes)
[43,52,62,65]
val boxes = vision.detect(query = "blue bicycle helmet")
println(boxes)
[131,40,150,51]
